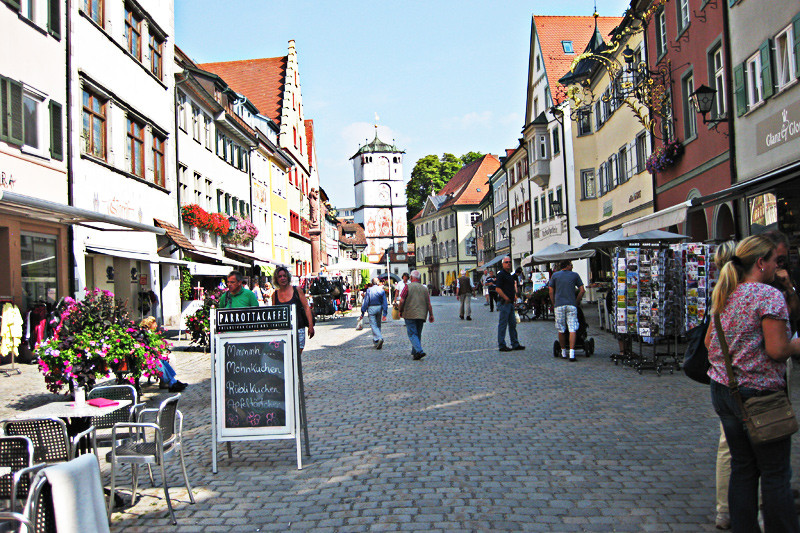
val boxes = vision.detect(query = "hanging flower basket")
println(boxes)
[181,204,231,236]
[645,139,684,174]
[223,215,259,246]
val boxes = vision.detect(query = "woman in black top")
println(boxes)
[271,267,315,353]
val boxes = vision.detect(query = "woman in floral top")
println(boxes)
[705,235,800,533]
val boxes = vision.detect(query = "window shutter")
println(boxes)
[7,78,24,145]
[49,100,63,160]
[734,63,747,116]
[628,141,635,178]
[47,0,60,39]
[793,12,800,79]
[760,39,775,100]
[3,0,21,11]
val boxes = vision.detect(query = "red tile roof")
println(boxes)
[533,15,622,103]
[199,57,287,124]
[441,154,500,207]
[304,119,314,168]
[338,222,367,246]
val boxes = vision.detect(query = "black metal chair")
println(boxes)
[1,419,96,465]
[106,394,194,524]
[0,436,45,514]
[87,384,144,447]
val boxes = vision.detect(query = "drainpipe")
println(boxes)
[721,0,739,238]
[65,0,76,298]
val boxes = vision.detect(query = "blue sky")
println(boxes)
[175,1,631,208]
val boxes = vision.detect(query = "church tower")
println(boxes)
[350,127,407,261]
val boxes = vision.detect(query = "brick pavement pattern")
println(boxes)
[3,296,800,531]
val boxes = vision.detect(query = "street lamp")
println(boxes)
[690,84,728,126]
[499,226,507,239]
[550,199,564,216]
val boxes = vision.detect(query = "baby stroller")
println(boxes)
[552,306,595,357]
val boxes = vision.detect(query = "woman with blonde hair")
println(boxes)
[705,235,800,532]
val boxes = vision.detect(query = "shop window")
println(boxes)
[126,117,145,177]
[21,232,58,312]
[81,89,106,160]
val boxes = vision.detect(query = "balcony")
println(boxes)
[530,159,551,188]
[424,255,440,265]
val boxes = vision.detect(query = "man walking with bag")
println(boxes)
[399,270,434,360]
[548,260,585,362]
[496,257,524,352]
[456,269,473,320]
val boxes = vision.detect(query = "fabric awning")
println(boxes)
[0,191,165,234]
[327,258,383,270]
[478,254,505,270]
[86,246,154,262]
[223,247,276,266]
[580,228,690,250]
[184,249,248,268]
[621,201,693,236]
[521,243,596,267]
[187,262,232,276]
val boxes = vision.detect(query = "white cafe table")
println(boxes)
[14,400,132,420]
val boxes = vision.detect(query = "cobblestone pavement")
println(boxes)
[3,296,800,532]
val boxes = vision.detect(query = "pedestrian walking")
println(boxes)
[361,277,388,349]
[481,270,490,306]
[705,235,800,533]
[252,280,264,306]
[496,257,524,352]
[485,270,497,312]
[399,270,434,360]
[548,260,585,362]
[394,272,409,306]
[456,269,473,320]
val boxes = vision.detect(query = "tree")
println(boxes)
[405,151,485,242]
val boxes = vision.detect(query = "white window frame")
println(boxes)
[21,85,47,158]
[682,73,697,140]
[677,0,690,33]
[710,45,726,118]
[656,10,667,58]
[775,25,796,92]
[746,52,763,109]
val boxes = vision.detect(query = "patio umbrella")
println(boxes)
[328,258,383,270]
[521,243,596,267]
[378,272,400,282]
[579,228,689,250]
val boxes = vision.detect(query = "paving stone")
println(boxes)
[6,297,796,531]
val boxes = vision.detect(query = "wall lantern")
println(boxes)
[690,84,728,126]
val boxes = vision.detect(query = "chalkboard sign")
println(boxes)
[211,306,303,470]
[223,339,287,428]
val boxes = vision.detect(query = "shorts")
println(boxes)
[298,328,306,350]
[483,287,489,296]
[554,305,579,333]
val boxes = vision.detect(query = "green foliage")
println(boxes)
[405,151,486,240]
[186,289,221,347]
[179,266,192,300]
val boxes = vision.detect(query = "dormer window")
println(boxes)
[562,41,574,54]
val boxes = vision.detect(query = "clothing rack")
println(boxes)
[0,296,21,377]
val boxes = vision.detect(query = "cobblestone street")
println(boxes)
[3,296,799,532]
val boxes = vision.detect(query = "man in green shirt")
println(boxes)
[219,271,259,308]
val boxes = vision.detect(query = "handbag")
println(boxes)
[714,314,798,445]
[514,310,521,324]
[356,317,363,331]
[392,306,400,320]
[683,318,711,384]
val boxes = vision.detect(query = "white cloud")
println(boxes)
[442,111,494,130]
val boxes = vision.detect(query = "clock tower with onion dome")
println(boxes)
[350,125,407,262]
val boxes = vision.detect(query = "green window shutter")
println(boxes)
[4,0,21,12]
[0,77,8,142]
[734,63,747,117]
[49,100,63,160]
[7,78,24,145]
[760,39,775,100]
[47,0,60,40]
[793,12,800,78]
[728,0,737,6]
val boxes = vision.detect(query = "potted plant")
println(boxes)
[645,139,684,174]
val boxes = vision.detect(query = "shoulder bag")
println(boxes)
[683,317,711,384]
[714,314,798,446]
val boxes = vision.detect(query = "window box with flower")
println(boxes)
[645,139,684,174]
[181,204,230,237]
[223,215,259,246]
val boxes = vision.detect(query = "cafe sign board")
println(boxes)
[210,304,305,471]
[757,99,800,155]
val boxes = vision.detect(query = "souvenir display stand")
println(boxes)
[612,242,718,375]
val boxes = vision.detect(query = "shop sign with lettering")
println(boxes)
[540,223,561,238]
[757,100,800,155]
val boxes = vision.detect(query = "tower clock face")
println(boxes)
[378,156,389,166]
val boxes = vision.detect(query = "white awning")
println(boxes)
[184,249,249,268]
[86,246,153,262]
[187,262,232,276]
[621,201,693,236]
[0,191,165,234]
